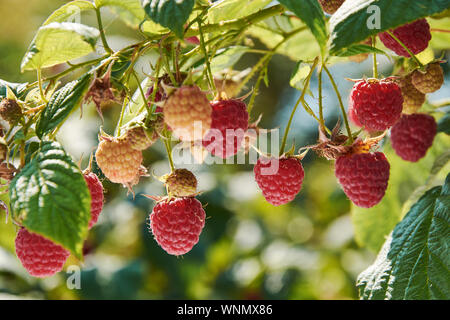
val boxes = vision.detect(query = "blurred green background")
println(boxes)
[0,0,449,300]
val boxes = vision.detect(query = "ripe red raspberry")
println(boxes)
[379,19,431,57]
[149,197,206,256]
[202,99,249,158]
[163,85,212,141]
[84,171,104,229]
[335,152,390,208]
[396,75,426,114]
[95,137,143,184]
[0,98,22,124]
[411,63,444,94]
[254,157,305,206]
[349,79,403,131]
[165,169,197,197]
[390,113,437,162]
[15,228,70,278]
[318,0,345,14]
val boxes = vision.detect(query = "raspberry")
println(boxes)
[335,152,390,208]
[163,85,212,141]
[165,169,197,197]
[390,113,437,162]
[349,79,403,131]
[396,74,426,114]
[15,228,70,278]
[0,98,22,124]
[84,171,104,229]
[202,99,249,158]
[95,137,143,184]
[348,104,363,128]
[121,125,158,151]
[254,157,305,206]
[0,162,16,182]
[379,19,431,57]
[411,63,444,94]
[318,0,345,15]
[149,197,206,255]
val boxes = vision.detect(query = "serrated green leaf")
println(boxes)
[333,44,386,57]
[9,141,91,259]
[329,0,450,54]
[36,73,92,138]
[141,0,195,39]
[43,0,95,24]
[278,0,328,55]
[207,0,272,24]
[95,0,145,27]
[0,80,29,99]
[352,134,450,252]
[357,174,450,300]
[290,61,310,90]
[21,22,99,72]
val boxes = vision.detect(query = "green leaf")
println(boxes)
[438,111,450,135]
[333,44,386,57]
[290,61,311,90]
[43,1,95,24]
[95,0,145,27]
[329,0,450,54]
[352,134,450,252]
[21,22,99,72]
[277,0,328,55]
[36,73,93,138]
[357,174,450,300]
[246,15,321,62]
[207,0,272,24]
[9,141,91,259]
[0,80,29,99]
[141,0,195,39]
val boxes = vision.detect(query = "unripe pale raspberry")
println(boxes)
[396,75,426,114]
[202,99,249,158]
[122,126,158,151]
[254,157,305,206]
[95,138,143,184]
[335,152,390,208]
[379,19,431,57]
[411,63,444,94]
[349,79,403,131]
[15,228,70,278]
[84,171,104,229]
[163,85,212,141]
[165,169,197,197]
[0,98,22,124]
[149,197,206,256]
[390,113,437,162]
[318,0,345,15]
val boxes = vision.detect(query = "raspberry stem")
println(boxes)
[318,66,324,130]
[279,58,318,156]
[95,7,112,55]
[197,16,217,95]
[372,36,378,79]
[323,65,353,143]
[163,134,176,172]
[386,30,424,68]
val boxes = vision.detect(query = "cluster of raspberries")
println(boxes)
[13,8,443,277]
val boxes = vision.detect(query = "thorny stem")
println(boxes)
[163,134,175,172]
[133,71,151,116]
[95,7,112,54]
[37,68,47,103]
[318,65,324,130]
[116,96,129,137]
[198,17,217,94]
[386,30,424,68]
[323,65,353,143]
[372,36,378,79]
[279,58,319,156]
[247,56,271,116]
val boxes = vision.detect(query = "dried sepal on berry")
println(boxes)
[84,69,116,120]
[0,98,23,125]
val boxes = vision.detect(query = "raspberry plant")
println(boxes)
[0,0,449,300]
